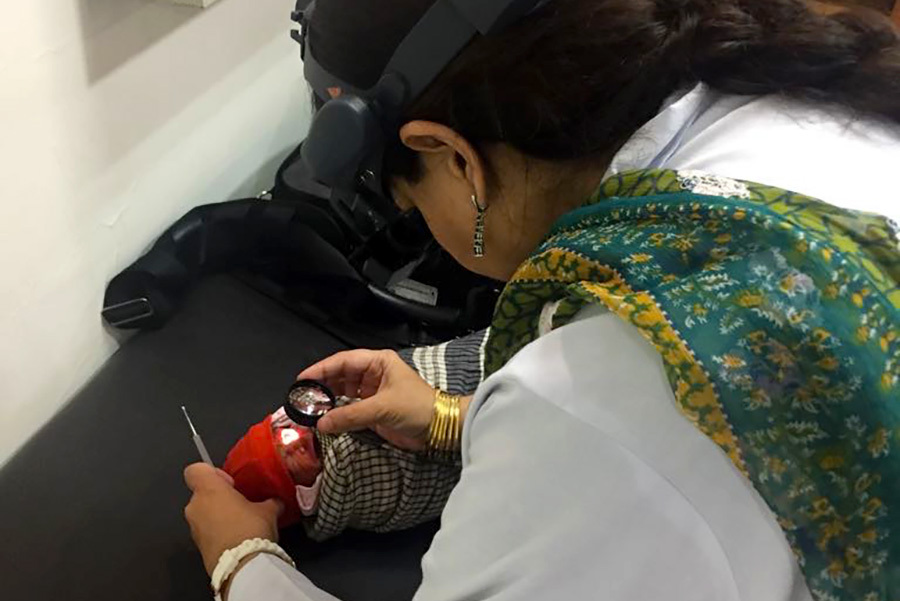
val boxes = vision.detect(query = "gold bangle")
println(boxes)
[438,392,452,453]
[428,390,462,458]
[434,397,448,452]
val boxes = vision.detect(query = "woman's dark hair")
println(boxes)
[310,0,900,182]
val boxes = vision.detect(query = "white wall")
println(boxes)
[0,0,311,463]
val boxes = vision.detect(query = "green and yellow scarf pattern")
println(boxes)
[485,169,900,600]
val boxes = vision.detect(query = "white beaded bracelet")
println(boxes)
[211,538,295,600]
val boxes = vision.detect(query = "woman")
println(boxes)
[184,0,900,599]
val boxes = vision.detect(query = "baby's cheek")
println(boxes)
[277,425,322,487]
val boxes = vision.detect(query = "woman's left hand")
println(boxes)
[183,463,283,576]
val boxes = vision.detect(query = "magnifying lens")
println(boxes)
[284,380,337,428]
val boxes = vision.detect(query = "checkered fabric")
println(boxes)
[303,329,489,541]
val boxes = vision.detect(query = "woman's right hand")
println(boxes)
[298,350,460,451]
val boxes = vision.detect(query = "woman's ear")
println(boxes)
[399,121,489,206]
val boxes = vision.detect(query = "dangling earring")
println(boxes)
[471,195,487,258]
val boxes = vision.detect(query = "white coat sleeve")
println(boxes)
[227,554,342,601]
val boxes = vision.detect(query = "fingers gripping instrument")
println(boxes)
[290,0,554,204]
[182,406,214,466]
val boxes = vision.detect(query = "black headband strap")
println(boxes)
[299,0,549,106]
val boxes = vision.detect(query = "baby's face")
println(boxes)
[274,420,321,488]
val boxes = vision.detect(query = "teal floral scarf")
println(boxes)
[485,169,900,600]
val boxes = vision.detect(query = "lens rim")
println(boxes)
[284,380,337,428]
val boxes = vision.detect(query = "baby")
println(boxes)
[222,330,487,541]
[223,407,322,528]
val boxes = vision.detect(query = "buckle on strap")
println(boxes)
[102,298,154,328]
